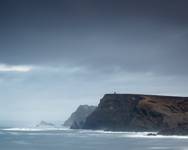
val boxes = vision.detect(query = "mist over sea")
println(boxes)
[0,127,188,150]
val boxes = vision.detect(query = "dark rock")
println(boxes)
[81,94,188,134]
[63,105,96,128]
[147,133,157,136]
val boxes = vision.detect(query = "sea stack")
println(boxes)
[36,121,55,128]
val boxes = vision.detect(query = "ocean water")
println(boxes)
[0,127,188,150]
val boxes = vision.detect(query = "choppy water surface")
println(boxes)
[0,127,188,150]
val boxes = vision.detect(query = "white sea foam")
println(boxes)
[118,132,188,139]
[77,130,188,139]
[1,128,188,139]
[2,127,70,132]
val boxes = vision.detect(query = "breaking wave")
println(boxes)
[1,128,188,139]
[76,130,188,139]
[2,127,70,132]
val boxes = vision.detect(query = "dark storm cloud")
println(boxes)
[0,0,188,75]
[0,0,187,76]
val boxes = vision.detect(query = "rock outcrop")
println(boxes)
[63,105,96,128]
[36,121,55,128]
[81,94,188,134]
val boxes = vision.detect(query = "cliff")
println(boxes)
[81,94,188,134]
[63,105,96,128]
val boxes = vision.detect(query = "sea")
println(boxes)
[0,127,188,150]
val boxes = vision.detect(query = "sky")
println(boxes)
[0,0,188,126]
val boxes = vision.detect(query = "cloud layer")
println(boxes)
[0,64,32,72]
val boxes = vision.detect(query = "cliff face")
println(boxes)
[63,105,96,128]
[82,94,188,133]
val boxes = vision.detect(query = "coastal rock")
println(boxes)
[36,121,55,128]
[63,105,96,128]
[147,133,157,136]
[82,94,188,134]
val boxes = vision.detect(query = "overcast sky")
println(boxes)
[0,0,188,126]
